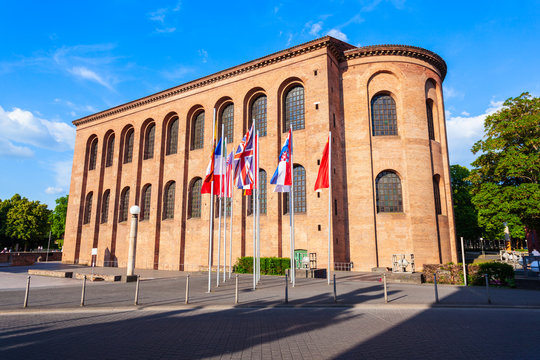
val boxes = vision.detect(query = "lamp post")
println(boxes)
[127,205,140,280]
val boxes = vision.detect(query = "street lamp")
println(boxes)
[126,205,140,279]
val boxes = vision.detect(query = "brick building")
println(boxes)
[62,36,457,272]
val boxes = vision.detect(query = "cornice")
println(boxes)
[344,44,447,80]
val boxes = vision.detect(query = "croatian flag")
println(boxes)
[270,129,292,192]
[201,138,225,194]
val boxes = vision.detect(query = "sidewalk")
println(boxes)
[1,262,540,311]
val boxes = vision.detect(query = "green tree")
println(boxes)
[450,164,481,240]
[469,93,540,240]
[50,195,68,247]
[5,194,51,251]
[0,195,19,248]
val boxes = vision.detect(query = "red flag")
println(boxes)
[314,136,330,191]
[201,152,214,194]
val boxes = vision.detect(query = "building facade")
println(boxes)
[63,36,457,272]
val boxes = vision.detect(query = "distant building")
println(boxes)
[63,36,457,272]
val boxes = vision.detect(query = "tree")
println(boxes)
[50,195,68,247]
[0,195,20,248]
[469,92,540,240]
[450,165,482,240]
[5,194,51,251]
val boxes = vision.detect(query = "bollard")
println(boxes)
[485,274,491,304]
[80,275,87,306]
[434,273,439,304]
[383,273,388,304]
[285,274,288,304]
[235,274,239,304]
[134,275,140,305]
[185,274,190,305]
[333,274,337,303]
[23,276,31,308]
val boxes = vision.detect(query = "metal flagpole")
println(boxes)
[207,108,216,293]
[328,132,332,285]
[46,230,51,262]
[252,132,257,290]
[217,125,224,287]
[290,124,295,287]
[229,166,234,279]
[223,138,227,283]
[256,130,261,284]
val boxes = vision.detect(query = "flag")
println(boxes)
[224,151,234,198]
[234,125,255,191]
[270,129,292,192]
[201,138,225,194]
[314,136,330,191]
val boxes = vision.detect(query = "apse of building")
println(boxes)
[62,36,457,272]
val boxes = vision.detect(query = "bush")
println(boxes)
[234,257,290,275]
[467,262,515,287]
[423,263,465,285]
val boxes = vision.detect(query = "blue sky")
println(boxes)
[1,0,539,208]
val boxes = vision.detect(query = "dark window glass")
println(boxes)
[191,112,204,150]
[124,129,134,164]
[426,100,435,141]
[167,119,179,155]
[119,187,130,222]
[188,178,202,218]
[433,176,442,215]
[376,171,403,213]
[144,124,155,160]
[284,86,305,131]
[83,192,93,224]
[105,135,115,167]
[250,95,267,137]
[247,170,267,216]
[163,181,175,219]
[101,190,110,224]
[220,104,234,143]
[283,165,306,214]
[371,94,398,136]
[89,139,98,171]
[141,185,151,220]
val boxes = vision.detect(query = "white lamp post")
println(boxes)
[127,205,140,279]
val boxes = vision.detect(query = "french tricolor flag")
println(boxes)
[270,129,292,192]
[201,137,226,194]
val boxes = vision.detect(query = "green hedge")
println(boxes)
[234,257,290,275]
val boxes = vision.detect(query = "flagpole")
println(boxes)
[328,132,332,285]
[256,130,261,284]
[217,125,224,287]
[223,138,228,282]
[229,162,234,279]
[208,108,216,293]
[290,125,295,287]
[252,133,257,291]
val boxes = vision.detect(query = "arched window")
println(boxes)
[144,124,155,160]
[426,99,435,141]
[88,139,98,171]
[247,170,267,216]
[166,118,179,155]
[101,190,110,224]
[124,129,134,164]
[371,94,398,136]
[163,181,175,219]
[141,184,152,221]
[119,187,130,222]
[105,134,115,167]
[284,86,305,131]
[188,178,202,218]
[191,112,205,150]
[376,171,403,213]
[83,192,93,224]
[220,104,234,143]
[250,95,267,137]
[433,175,442,215]
[283,165,306,214]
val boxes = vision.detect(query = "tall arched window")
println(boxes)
[101,190,110,224]
[250,95,267,137]
[166,118,179,155]
[188,178,202,219]
[426,99,435,141]
[83,192,93,224]
[163,181,175,219]
[141,184,152,221]
[119,187,130,222]
[247,170,267,216]
[105,134,115,167]
[220,104,234,143]
[191,112,205,150]
[283,165,306,214]
[124,129,134,164]
[284,86,305,131]
[144,124,155,160]
[88,138,98,171]
[371,94,398,136]
[433,175,442,215]
[375,171,403,213]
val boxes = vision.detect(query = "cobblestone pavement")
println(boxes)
[1,307,539,359]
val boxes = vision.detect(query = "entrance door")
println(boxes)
[294,249,308,269]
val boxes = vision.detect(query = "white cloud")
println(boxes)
[149,2,181,33]
[0,138,33,157]
[461,111,470,116]
[45,186,64,195]
[198,49,208,63]
[162,65,195,81]
[446,100,504,166]
[286,34,293,46]
[52,160,73,190]
[327,29,348,41]
[155,27,176,33]
[0,105,75,156]
[443,86,464,100]
[309,22,323,36]
[69,66,113,90]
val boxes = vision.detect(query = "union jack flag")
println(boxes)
[234,125,255,191]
